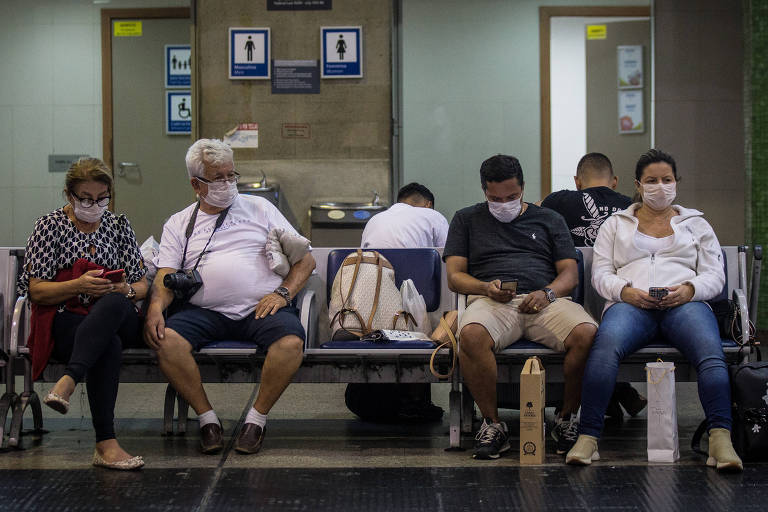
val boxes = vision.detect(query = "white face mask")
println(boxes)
[641,182,676,210]
[201,180,238,208]
[72,199,107,224]
[487,198,522,223]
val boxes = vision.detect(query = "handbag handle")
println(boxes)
[430,314,458,379]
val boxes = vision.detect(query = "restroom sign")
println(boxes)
[229,28,271,79]
[166,91,191,135]
[165,45,191,88]
[321,26,362,78]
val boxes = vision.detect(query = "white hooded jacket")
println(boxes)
[591,203,724,313]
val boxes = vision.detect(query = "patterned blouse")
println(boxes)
[18,208,147,305]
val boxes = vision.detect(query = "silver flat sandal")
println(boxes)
[43,392,70,414]
[92,451,145,471]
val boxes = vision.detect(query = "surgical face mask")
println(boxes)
[641,182,677,210]
[72,198,107,223]
[201,180,238,208]
[487,198,522,223]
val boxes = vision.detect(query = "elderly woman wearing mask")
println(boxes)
[18,158,149,470]
[565,149,742,471]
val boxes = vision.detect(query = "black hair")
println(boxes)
[635,149,678,181]
[397,182,435,205]
[576,152,613,178]
[479,154,524,190]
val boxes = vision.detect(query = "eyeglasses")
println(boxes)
[196,171,241,185]
[71,192,111,208]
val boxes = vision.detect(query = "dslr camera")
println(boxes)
[164,269,203,303]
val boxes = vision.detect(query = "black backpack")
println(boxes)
[693,355,768,461]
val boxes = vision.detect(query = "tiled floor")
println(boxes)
[1,381,766,511]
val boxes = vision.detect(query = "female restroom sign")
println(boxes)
[229,28,270,79]
[321,26,362,78]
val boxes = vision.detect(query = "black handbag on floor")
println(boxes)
[692,351,768,461]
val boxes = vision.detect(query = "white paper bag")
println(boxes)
[400,279,431,333]
[139,236,160,283]
[646,361,680,462]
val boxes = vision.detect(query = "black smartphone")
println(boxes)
[649,287,669,300]
[500,280,518,293]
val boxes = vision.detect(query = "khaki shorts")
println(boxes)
[458,294,597,352]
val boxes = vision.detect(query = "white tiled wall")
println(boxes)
[0,0,188,247]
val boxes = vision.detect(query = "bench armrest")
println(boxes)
[10,295,28,357]
[295,288,316,351]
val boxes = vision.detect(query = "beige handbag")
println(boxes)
[329,250,413,337]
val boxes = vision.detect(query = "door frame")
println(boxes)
[538,5,651,196]
[100,7,191,176]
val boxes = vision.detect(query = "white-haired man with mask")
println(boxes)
[144,139,315,456]
[443,154,597,460]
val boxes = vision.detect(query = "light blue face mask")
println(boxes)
[488,198,522,222]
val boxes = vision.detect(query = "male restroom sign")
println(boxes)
[321,26,363,78]
[229,28,271,79]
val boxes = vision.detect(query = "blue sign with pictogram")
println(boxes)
[165,44,191,88]
[166,91,191,134]
[321,26,363,79]
[229,27,270,79]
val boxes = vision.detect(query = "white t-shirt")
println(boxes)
[156,195,299,320]
[361,202,449,249]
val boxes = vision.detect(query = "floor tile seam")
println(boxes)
[197,384,260,512]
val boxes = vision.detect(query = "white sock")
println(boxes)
[245,407,267,428]
[198,409,220,428]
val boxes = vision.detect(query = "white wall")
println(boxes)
[550,16,647,193]
[401,0,650,223]
[0,0,188,247]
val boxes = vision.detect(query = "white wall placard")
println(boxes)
[321,26,363,78]
[166,90,191,134]
[617,45,643,89]
[618,90,644,134]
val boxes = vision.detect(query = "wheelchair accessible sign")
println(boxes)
[166,91,191,134]
[321,26,362,78]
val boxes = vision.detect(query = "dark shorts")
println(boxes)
[165,304,305,351]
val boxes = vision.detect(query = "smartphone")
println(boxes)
[103,269,125,283]
[500,280,518,293]
[649,287,669,300]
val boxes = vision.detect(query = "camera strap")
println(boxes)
[179,202,231,271]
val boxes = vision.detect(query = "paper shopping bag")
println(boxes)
[520,356,546,464]
[646,360,680,462]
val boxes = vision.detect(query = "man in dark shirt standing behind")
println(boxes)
[444,154,598,460]
[540,152,647,419]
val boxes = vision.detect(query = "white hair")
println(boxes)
[185,139,234,179]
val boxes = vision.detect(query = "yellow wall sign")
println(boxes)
[586,25,607,40]
[114,21,143,37]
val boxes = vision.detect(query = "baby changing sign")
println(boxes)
[229,28,271,79]
[166,91,191,135]
[321,26,362,78]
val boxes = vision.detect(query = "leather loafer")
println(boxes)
[200,423,223,454]
[234,423,266,454]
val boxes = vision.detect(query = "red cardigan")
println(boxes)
[27,258,108,379]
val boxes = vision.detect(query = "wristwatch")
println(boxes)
[542,287,556,303]
[125,285,136,300]
[274,286,291,305]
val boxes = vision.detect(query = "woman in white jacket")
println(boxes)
[565,149,742,471]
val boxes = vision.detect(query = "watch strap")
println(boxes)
[543,287,556,303]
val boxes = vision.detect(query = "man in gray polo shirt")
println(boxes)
[444,154,597,459]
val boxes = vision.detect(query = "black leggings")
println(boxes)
[52,293,140,442]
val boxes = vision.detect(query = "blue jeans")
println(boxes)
[579,301,731,438]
